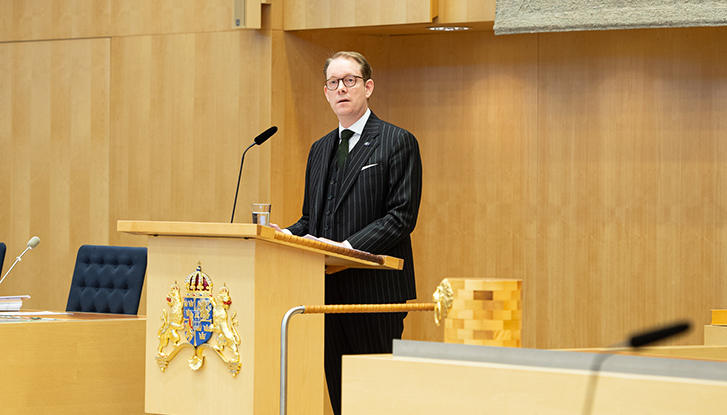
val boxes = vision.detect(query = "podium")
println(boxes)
[118,221,402,415]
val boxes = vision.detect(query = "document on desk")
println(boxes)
[0,295,30,311]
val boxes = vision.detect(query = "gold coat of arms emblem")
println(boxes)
[155,263,242,377]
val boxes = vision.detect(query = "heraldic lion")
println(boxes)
[157,282,184,356]
[212,285,241,360]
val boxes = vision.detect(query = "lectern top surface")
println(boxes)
[117,220,403,272]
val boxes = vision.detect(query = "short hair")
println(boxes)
[323,51,373,81]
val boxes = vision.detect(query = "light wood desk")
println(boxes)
[343,340,727,415]
[0,312,145,415]
[705,324,727,345]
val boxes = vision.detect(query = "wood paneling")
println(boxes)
[0,38,110,311]
[439,0,496,23]
[0,12,273,314]
[109,30,272,250]
[283,0,435,30]
[378,30,539,346]
[275,26,727,349]
[3,0,727,353]
[534,27,727,348]
[0,0,260,42]
[387,27,727,348]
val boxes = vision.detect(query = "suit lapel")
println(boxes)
[334,115,382,212]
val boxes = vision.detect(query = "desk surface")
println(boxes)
[1,310,145,319]
[0,310,145,325]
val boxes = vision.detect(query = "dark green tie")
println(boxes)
[338,129,354,169]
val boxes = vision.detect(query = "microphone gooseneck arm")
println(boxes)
[0,237,41,286]
[230,142,257,223]
[229,126,278,223]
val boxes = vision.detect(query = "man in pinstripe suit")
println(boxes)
[272,51,422,415]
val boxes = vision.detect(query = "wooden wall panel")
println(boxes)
[377,31,539,346]
[2,0,726,352]
[275,26,727,349]
[534,27,727,348]
[439,0,496,23]
[283,0,435,30]
[110,30,273,250]
[0,38,110,310]
[0,12,273,314]
[0,0,260,42]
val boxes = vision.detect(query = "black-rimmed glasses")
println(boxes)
[325,75,363,90]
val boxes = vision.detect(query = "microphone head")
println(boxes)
[254,126,278,145]
[628,321,690,348]
[27,236,40,249]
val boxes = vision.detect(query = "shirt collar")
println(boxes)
[339,108,371,138]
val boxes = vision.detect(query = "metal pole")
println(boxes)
[277,282,450,415]
[280,305,305,415]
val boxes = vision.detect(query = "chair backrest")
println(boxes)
[66,245,147,315]
[0,242,5,276]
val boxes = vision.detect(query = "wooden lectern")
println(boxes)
[118,221,402,415]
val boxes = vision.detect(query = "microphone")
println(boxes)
[28,236,40,249]
[230,126,278,223]
[254,126,277,145]
[628,321,691,348]
[0,236,41,286]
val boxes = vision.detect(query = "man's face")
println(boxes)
[324,57,374,127]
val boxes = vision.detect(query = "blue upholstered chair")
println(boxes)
[66,245,147,315]
[0,242,5,276]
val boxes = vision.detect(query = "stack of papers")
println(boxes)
[0,295,30,311]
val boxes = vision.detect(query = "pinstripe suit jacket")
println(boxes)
[287,112,422,305]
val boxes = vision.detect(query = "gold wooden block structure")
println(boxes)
[444,278,522,347]
[712,309,727,325]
